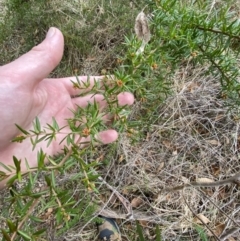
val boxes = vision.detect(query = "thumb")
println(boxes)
[1,27,64,88]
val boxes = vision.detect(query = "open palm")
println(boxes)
[0,27,134,187]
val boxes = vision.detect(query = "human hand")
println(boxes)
[0,27,134,187]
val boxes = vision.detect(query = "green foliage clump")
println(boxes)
[147,0,240,106]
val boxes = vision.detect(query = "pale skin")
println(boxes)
[0,27,134,188]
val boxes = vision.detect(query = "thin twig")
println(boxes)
[219,227,240,240]
[198,189,240,228]
[164,172,240,192]
[181,190,221,241]
[196,26,240,41]
[97,176,133,219]
[198,45,232,86]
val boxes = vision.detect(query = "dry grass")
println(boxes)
[81,63,240,240]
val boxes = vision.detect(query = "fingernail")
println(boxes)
[46,27,56,39]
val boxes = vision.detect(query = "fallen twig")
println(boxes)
[164,172,240,192]
[181,190,221,241]
[97,176,133,219]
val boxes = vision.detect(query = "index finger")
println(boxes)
[48,75,114,96]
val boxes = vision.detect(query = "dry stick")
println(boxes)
[181,190,221,241]
[199,189,240,239]
[97,176,133,219]
[164,172,240,192]
[196,26,240,41]
[219,227,240,240]
[198,189,240,228]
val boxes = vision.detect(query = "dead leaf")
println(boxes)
[139,220,148,227]
[203,188,214,196]
[96,154,104,162]
[20,38,25,44]
[122,188,130,195]
[118,155,124,163]
[131,197,143,208]
[193,214,211,224]
[172,150,178,156]
[225,136,230,144]
[187,81,200,92]
[144,162,153,172]
[157,162,165,172]
[214,114,224,121]
[218,187,228,200]
[86,56,96,61]
[196,177,215,183]
[47,208,53,214]
[227,237,236,241]
[213,223,225,236]
[162,140,172,149]
[206,139,220,146]
[135,12,151,43]
[99,194,107,202]
[181,176,189,184]
[210,164,220,176]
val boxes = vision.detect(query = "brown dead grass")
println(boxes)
[87,63,240,240]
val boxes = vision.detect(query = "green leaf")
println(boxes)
[48,157,58,166]
[46,123,56,132]
[45,175,51,187]
[34,117,41,133]
[22,200,34,213]
[1,229,11,241]
[36,135,47,144]
[37,149,46,169]
[195,225,208,241]
[32,228,46,236]
[56,208,63,225]
[17,230,31,240]
[29,192,45,198]
[13,156,21,181]
[52,117,59,131]
[6,219,17,233]
[46,134,55,147]
[136,221,145,241]
[51,171,56,188]
[13,156,21,172]
[11,135,26,143]
[29,215,45,223]
[155,225,162,241]
[15,124,29,135]
[0,162,12,172]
